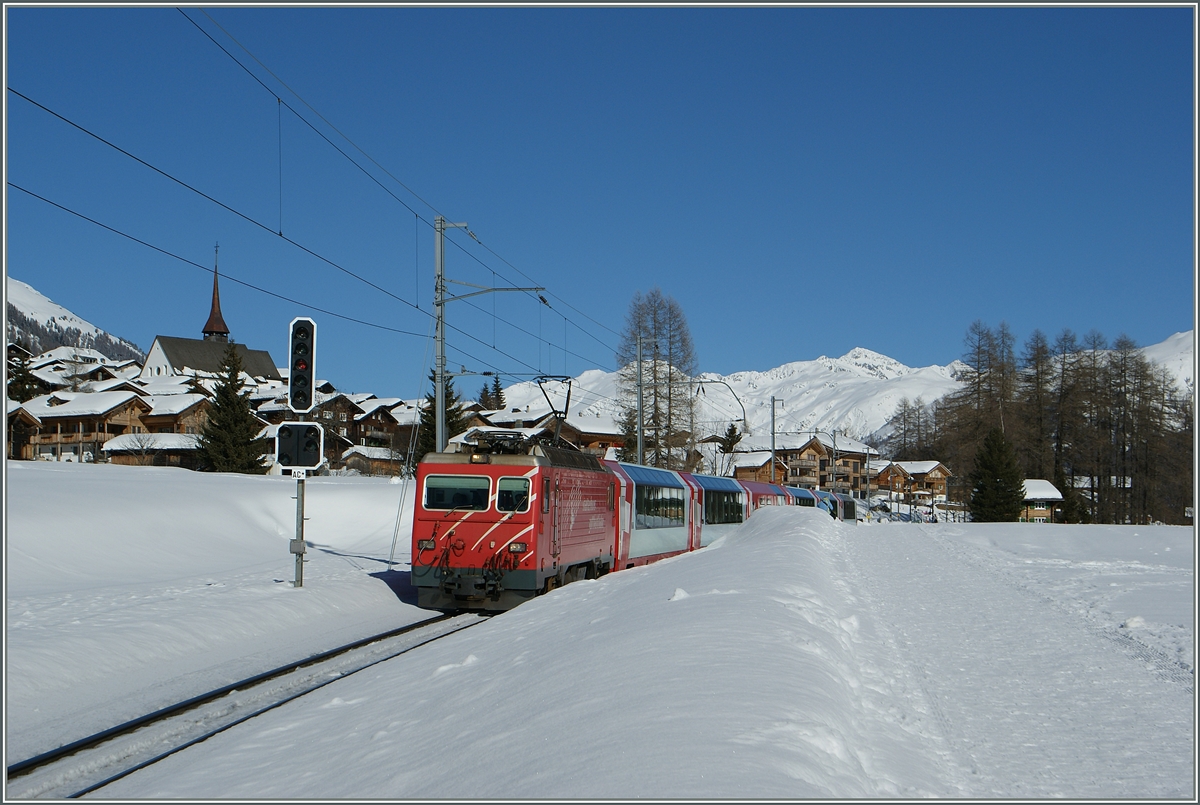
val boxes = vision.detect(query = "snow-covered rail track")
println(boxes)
[6,612,488,799]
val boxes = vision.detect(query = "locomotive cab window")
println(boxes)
[424,475,490,511]
[496,477,531,512]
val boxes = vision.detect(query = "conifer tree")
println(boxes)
[415,370,469,462]
[490,374,507,411]
[477,383,494,410]
[615,407,641,463]
[195,342,268,473]
[6,345,40,402]
[968,428,1025,521]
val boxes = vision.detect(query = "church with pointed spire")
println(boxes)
[137,247,280,384]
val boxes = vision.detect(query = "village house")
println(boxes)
[7,399,41,460]
[731,451,789,485]
[874,460,954,507]
[1021,479,1063,523]
[771,433,881,498]
[22,390,154,462]
[529,411,624,456]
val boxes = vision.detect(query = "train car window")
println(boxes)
[424,475,490,510]
[542,478,551,513]
[497,477,531,512]
[634,485,686,529]
[703,490,744,525]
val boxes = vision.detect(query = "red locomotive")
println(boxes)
[411,428,851,612]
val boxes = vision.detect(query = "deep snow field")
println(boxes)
[5,461,1195,799]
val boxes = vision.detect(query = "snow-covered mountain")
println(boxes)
[6,277,145,362]
[500,336,1193,448]
[1140,330,1194,395]
[499,350,967,447]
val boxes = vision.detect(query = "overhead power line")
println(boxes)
[182,9,622,358]
[7,88,559,378]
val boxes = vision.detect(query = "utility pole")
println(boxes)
[434,216,467,456]
[433,216,542,453]
[770,396,783,484]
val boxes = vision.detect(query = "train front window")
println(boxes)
[496,477,531,513]
[424,475,490,511]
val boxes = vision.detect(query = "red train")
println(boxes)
[410,430,854,612]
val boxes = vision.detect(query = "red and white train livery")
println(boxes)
[411,433,853,612]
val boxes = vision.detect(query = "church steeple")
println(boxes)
[202,242,230,342]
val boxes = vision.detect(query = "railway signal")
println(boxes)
[275,422,324,469]
[288,317,317,413]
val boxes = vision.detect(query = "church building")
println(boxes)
[138,252,281,383]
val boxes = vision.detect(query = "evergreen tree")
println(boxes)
[477,382,494,410]
[415,370,469,462]
[6,345,40,402]
[195,341,268,473]
[490,374,507,410]
[615,406,641,463]
[717,422,742,454]
[968,428,1025,522]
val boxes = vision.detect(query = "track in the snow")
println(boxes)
[6,612,487,799]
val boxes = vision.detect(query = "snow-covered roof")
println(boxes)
[146,393,209,416]
[103,433,201,452]
[743,432,880,457]
[8,397,41,423]
[354,397,404,419]
[29,345,113,369]
[341,445,399,461]
[534,411,624,437]
[892,461,945,476]
[386,401,422,426]
[134,375,200,396]
[1023,479,1063,502]
[730,450,784,469]
[23,390,149,418]
[484,405,553,425]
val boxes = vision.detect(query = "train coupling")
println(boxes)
[446,575,494,601]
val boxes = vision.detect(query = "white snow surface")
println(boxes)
[4,461,1195,799]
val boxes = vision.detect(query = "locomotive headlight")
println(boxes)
[417,539,436,551]
[508,542,527,553]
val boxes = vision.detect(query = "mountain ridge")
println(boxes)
[6,276,1192,445]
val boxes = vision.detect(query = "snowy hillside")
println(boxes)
[1141,330,1195,394]
[6,276,145,361]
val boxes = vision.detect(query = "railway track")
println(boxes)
[6,612,487,799]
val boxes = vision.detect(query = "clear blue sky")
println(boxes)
[5,5,1195,400]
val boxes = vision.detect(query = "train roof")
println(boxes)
[422,436,607,472]
[686,473,743,492]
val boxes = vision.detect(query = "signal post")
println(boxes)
[278,317,323,587]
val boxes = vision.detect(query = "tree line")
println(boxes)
[876,322,1193,524]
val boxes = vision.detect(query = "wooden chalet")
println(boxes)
[21,391,153,462]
